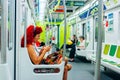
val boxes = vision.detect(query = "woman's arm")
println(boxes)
[77,41,85,49]
[77,46,85,50]
[27,45,51,64]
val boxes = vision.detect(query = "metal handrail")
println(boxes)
[63,0,67,59]
[94,0,103,80]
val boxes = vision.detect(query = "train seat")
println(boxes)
[101,44,120,73]
[86,43,111,61]
[88,43,120,74]
[76,42,96,59]
[20,48,65,80]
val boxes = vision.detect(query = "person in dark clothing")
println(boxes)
[71,34,78,44]
[68,43,76,61]
[68,35,78,61]
[61,35,78,62]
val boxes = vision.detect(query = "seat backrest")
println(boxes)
[115,46,120,63]
[116,46,120,59]
[85,42,89,48]
[85,42,92,50]
[103,44,110,55]
[102,44,120,63]
[109,45,117,56]
[102,44,111,59]
[20,48,65,80]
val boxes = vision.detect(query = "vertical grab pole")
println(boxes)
[49,12,52,45]
[75,15,77,44]
[47,15,49,45]
[46,1,49,45]
[50,12,53,38]
[63,0,67,58]
[94,0,103,80]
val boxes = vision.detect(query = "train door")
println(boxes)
[0,0,14,80]
[82,23,88,41]
[7,0,16,79]
[82,21,91,43]
[15,0,28,80]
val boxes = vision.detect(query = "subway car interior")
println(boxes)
[0,0,120,80]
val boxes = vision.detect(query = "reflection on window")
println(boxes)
[0,25,1,51]
[8,0,13,50]
[95,18,98,42]
[0,0,1,62]
[0,1,1,51]
[95,18,105,42]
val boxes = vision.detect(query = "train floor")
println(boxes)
[51,45,120,80]
[67,55,120,80]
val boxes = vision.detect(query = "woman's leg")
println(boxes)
[63,57,72,80]
[63,64,72,80]
[63,66,68,80]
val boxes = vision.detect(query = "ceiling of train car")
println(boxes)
[44,0,90,23]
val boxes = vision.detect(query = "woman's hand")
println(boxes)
[44,46,51,52]
[39,47,44,54]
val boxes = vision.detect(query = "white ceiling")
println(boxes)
[39,0,47,21]
[38,0,91,21]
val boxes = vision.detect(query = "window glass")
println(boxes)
[95,18,105,42]
[8,0,13,50]
[20,3,28,47]
[0,19,1,52]
[0,0,1,51]
[0,0,2,63]
[95,18,98,42]
[118,12,120,43]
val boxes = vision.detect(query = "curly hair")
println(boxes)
[21,25,42,47]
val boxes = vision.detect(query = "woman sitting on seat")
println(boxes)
[21,25,72,80]
[77,36,86,50]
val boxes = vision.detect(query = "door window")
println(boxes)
[8,0,13,50]
[0,0,1,59]
[95,18,105,42]
[118,12,120,42]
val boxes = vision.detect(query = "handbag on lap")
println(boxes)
[45,51,63,64]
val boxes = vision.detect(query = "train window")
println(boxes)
[95,18,98,42]
[0,19,1,51]
[8,0,13,50]
[0,0,1,51]
[20,3,28,47]
[82,23,86,38]
[95,18,105,42]
[118,12,120,43]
